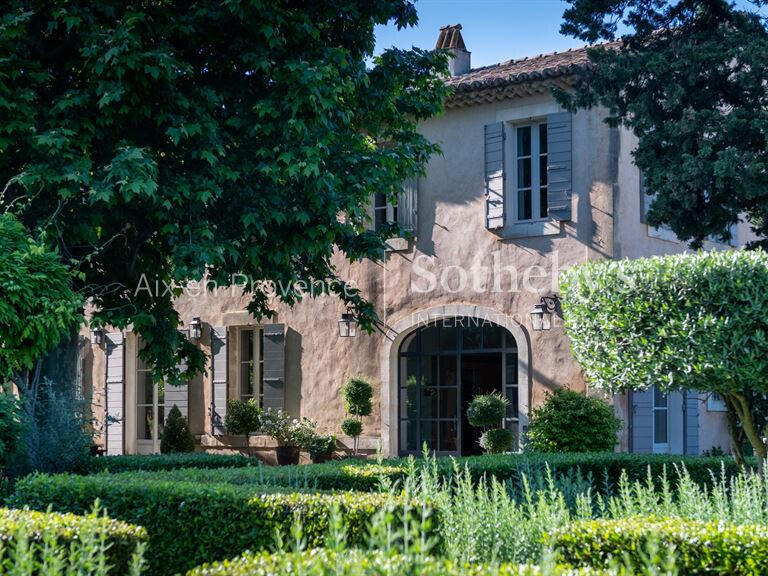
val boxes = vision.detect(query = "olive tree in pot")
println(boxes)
[341,378,372,456]
[261,409,307,465]
[225,399,261,458]
[466,392,515,454]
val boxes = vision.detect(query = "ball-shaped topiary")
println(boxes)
[341,418,363,438]
[225,399,262,437]
[479,428,515,454]
[466,392,508,429]
[160,405,195,453]
[342,379,373,417]
[525,388,621,453]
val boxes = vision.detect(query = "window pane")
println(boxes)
[439,323,458,351]
[374,208,387,230]
[517,126,531,157]
[241,362,254,397]
[374,192,387,208]
[439,356,457,387]
[157,406,166,440]
[539,155,548,186]
[420,356,437,387]
[462,324,482,350]
[505,387,519,420]
[400,420,417,452]
[138,372,153,405]
[420,387,438,418]
[156,380,164,406]
[421,325,439,354]
[518,188,532,220]
[539,123,547,153]
[654,410,668,444]
[439,387,457,419]
[483,324,502,348]
[653,387,667,407]
[420,421,437,451]
[240,330,254,362]
[439,420,458,452]
[137,406,153,440]
[517,158,531,189]
[540,186,548,218]
[505,352,518,385]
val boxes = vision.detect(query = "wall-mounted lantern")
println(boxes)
[338,311,358,338]
[530,295,561,331]
[90,327,104,347]
[189,317,202,340]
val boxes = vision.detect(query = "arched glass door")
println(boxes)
[398,318,518,456]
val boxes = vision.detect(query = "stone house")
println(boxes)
[81,25,742,459]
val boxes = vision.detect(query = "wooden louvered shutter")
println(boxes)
[210,327,228,434]
[262,324,285,411]
[484,122,505,230]
[547,112,573,221]
[105,332,125,455]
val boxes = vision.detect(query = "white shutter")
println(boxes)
[484,122,505,229]
[211,327,228,434]
[105,332,124,455]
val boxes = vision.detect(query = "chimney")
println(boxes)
[436,24,471,76]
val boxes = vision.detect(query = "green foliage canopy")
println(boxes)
[342,378,374,418]
[0,214,82,381]
[558,0,768,247]
[466,392,508,430]
[0,1,448,380]
[526,389,621,453]
[560,250,768,460]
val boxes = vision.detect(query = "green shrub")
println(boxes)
[11,472,428,576]
[342,379,373,417]
[224,399,261,438]
[185,549,599,576]
[85,451,251,474]
[550,516,768,575]
[479,428,515,454]
[307,434,337,462]
[467,392,508,429]
[526,389,621,453]
[160,405,194,454]
[0,389,25,475]
[0,506,146,574]
[341,418,363,438]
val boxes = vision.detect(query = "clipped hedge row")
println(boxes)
[11,473,430,576]
[550,516,768,575]
[86,452,251,474]
[97,452,745,493]
[186,549,604,576]
[0,507,146,573]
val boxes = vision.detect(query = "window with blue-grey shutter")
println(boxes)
[397,177,418,234]
[631,388,653,453]
[262,324,285,411]
[166,355,189,420]
[546,112,572,221]
[211,327,228,434]
[105,332,124,455]
[484,122,505,229]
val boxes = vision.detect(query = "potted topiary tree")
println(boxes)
[224,399,261,458]
[260,408,301,465]
[307,434,337,464]
[466,392,515,455]
[341,378,372,456]
[160,405,195,453]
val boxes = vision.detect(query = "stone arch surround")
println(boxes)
[379,304,532,456]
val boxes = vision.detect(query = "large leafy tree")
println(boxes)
[558,0,768,248]
[0,1,448,381]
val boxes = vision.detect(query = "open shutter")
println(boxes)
[211,327,228,434]
[484,122,505,230]
[547,112,572,221]
[262,324,285,411]
[397,177,418,234]
[631,388,653,453]
[105,332,124,455]
[166,356,189,420]
[685,391,699,455]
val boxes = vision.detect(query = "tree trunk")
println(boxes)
[726,392,767,475]
[724,400,745,468]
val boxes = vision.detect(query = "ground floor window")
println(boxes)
[137,349,165,454]
[237,327,264,406]
[652,386,669,453]
[398,318,518,456]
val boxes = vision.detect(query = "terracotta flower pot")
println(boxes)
[275,445,300,465]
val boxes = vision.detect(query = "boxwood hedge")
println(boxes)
[10,473,429,576]
[0,507,146,573]
[550,516,768,575]
[86,452,251,474]
[91,452,744,493]
[185,549,604,576]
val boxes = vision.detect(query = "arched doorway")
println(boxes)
[397,317,518,456]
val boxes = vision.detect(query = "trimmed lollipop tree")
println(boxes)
[560,250,768,468]
[466,392,515,454]
[341,379,372,455]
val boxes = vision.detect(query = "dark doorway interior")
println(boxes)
[460,353,503,456]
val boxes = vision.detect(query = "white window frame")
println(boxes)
[707,392,728,412]
[136,349,165,454]
[236,327,263,407]
[373,192,398,232]
[652,386,669,453]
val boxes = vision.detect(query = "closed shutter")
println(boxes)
[484,122,505,230]
[631,388,653,453]
[211,327,228,434]
[547,112,573,221]
[105,332,124,455]
[262,324,285,411]
[397,177,418,234]
[166,356,189,420]
[685,391,700,455]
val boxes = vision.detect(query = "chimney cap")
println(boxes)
[436,24,467,51]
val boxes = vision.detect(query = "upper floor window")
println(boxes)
[514,123,548,222]
[374,192,398,232]
[238,328,264,406]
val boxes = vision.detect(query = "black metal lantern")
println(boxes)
[530,295,560,331]
[90,327,104,346]
[338,312,358,338]
[189,317,202,340]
